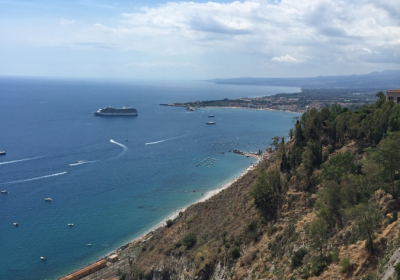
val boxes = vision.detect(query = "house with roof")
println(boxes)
[386,89,400,103]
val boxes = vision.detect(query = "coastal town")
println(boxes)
[161,88,379,113]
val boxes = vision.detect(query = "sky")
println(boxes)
[1,0,399,80]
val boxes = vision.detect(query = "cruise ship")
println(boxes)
[94,106,138,116]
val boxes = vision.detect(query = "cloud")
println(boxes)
[271,55,298,63]
[4,0,400,78]
[60,18,75,26]
[88,0,398,61]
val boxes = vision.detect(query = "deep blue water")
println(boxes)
[0,77,300,280]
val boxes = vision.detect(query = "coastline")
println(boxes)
[186,105,304,114]
[60,156,261,280]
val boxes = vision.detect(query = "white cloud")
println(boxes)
[271,55,298,63]
[84,0,399,61]
[60,18,75,26]
[3,0,400,78]
[360,48,372,54]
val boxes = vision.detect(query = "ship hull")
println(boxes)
[94,112,138,116]
[94,106,138,116]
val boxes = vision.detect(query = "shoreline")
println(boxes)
[60,155,261,280]
[191,105,304,114]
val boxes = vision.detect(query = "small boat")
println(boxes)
[68,223,74,227]
[0,151,6,155]
[208,115,214,118]
[40,256,46,260]
[220,152,225,154]
[1,190,8,194]
[44,198,52,202]
[13,222,18,226]
[206,122,216,125]
[87,244,92,247]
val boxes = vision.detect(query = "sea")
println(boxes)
[0,77,300,280]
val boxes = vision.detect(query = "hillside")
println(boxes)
[80,91,400,280]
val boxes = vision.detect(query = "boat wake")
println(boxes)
[145,135,185,145]
[68,160,97,167]
[0,156,43,166]
[1,171,67,185]
[110,139,128,158]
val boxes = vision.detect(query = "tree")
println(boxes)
[347,203,381,254]
[315,181,343,228]
[251,168,281,216]
[270,136,281,150]
[289,128,294,140]
[307,218,329,259]
[321,151,355,184]
[366,132,400,205]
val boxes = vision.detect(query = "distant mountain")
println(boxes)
[209,70,400,89]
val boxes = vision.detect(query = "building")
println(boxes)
[386,89,400,103]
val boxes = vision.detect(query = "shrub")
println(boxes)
[174,240,182,248]
[299,266,310,279]
[330,249,340,263]
[291,248,307,269]
[183,232,197,249]
[340,257,352,273]
[248,222,257,232]
[230,246,241,259]
[311,260,327,276]
[394,262,400,279]
[166,219,173,228]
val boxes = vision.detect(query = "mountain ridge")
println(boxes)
[207,70,400,88]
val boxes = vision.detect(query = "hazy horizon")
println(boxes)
[1,0,399,80]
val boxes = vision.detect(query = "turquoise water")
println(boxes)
[0,77,300,279]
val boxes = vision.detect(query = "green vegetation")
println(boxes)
[340,257,352,273]
[306,218,328,259]
[251,167,281,217]
[249,91,400,276]
[394,262,400,279]
[230,246,241,259]
[182,232,197,249]
[291,248,307,269]
[166,219,173,228]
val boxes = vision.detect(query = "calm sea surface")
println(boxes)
[0,77,300,280]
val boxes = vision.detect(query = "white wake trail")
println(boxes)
[0,156,43,165]
[110,139,128,158]
[145,135,185,145]
[1,171,67,185]
[68,160,97,166]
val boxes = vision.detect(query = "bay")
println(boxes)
[0,77,300,280]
